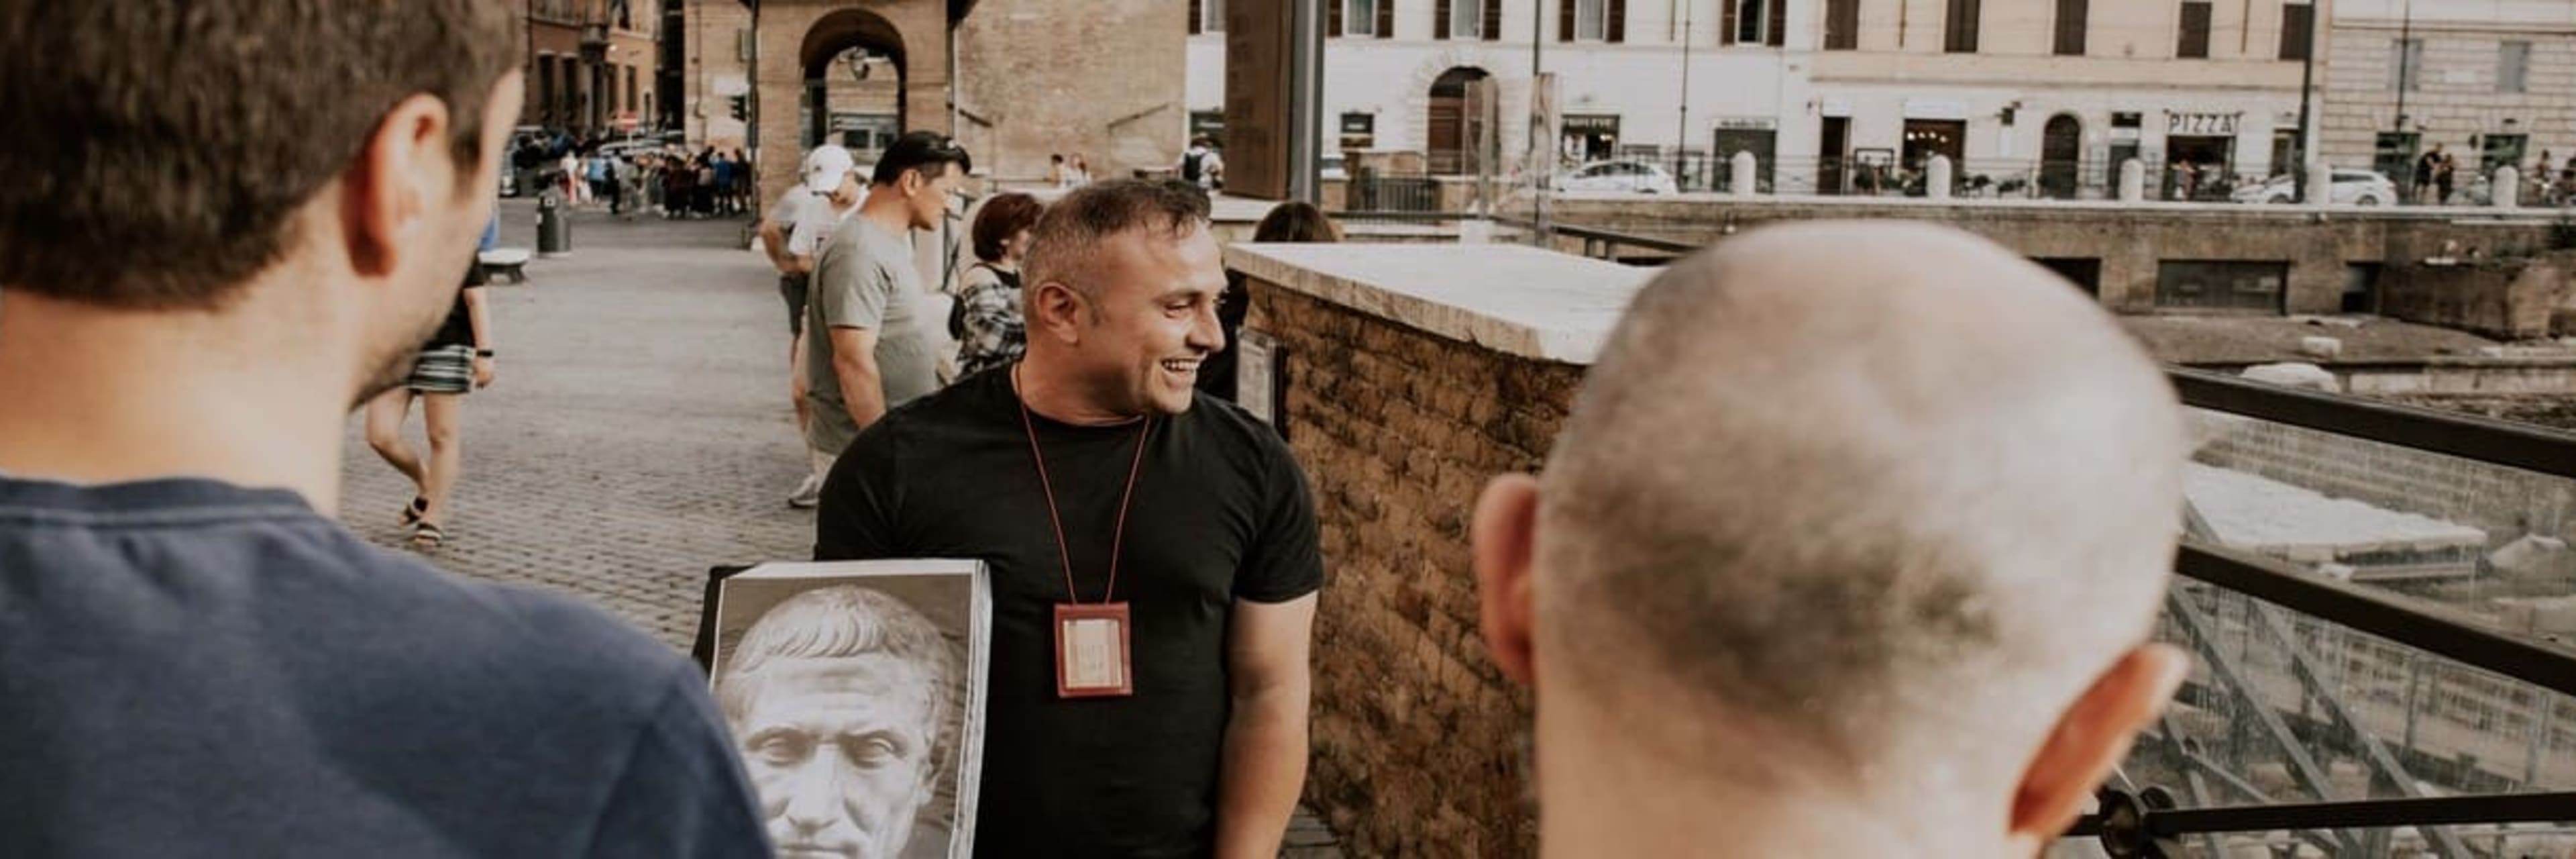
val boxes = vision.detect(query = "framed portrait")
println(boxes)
[694,560,993,859]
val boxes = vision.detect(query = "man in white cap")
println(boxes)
[760,144,861,508]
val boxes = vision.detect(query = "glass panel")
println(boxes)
[1576,0,1606,41]
[1451,0,1482,38]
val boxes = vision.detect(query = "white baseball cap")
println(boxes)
[803,144,855,193]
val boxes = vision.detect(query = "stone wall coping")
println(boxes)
[1226,243,1652,364]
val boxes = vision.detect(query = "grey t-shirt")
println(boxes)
[805,216,941,456]
[0,475,769,858]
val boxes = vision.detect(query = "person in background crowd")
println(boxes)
[2436,151,2459,205]
[1180,137,1224,191]
[1470,221,2188,858]
[711,151,736,217]
[731,148,755,214]
[798,133,970,498]
[2414,144,2444,205]
[952,192,1045,379]
[364,238,496,551]
[771,144,863,509]
[0,1,768,854]
[1199,202,1338,403]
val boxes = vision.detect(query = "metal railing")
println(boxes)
[2067,370,2576,857]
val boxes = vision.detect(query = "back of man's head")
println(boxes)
[0,1,519,311]
[1477,221,2186,853]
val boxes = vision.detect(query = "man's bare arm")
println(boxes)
[1214,593,1318,859]
[827,325,888,431]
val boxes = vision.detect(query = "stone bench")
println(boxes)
[479,248,533,285]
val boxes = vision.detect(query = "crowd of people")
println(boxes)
[6,3,2202,858]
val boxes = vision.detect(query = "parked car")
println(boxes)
[1555,160,1681,195]
[2231,169,2397,205]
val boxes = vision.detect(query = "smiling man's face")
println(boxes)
[1063,223,1228,417]
[734,654,941,859]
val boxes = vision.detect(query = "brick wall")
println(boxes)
[1246,279,1582,859]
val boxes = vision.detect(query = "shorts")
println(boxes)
[405,344,476,395]
[780,273,811,336]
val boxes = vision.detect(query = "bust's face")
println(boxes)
[732,654,940,859]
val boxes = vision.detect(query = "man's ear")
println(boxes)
[1030,281,1085,344]
[338,93,458,277]
[2008,644,2189,842]
[1473,474,1542,687]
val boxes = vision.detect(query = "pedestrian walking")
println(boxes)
[799,132,971,497]
[0,2,768,853]
[2437,152,2459,205]
[362,243,497,551]
[2414,144,2444,204]
[712,152,736,216]
[761,144,863,508]
[952,192,1045,379]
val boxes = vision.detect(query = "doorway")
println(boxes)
[1427,66,1493,175]
[1818,116,1850,195]
[2040,114,2082,199]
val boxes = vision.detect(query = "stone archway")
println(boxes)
[755,0,952,204]
[1425,66,1492,175]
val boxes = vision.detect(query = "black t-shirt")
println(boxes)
[427,258,488,349]
[814,368,1323,858]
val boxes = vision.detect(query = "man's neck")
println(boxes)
[0,289,352,514]
[1534,709,1992,858]
[1012,356,1140,427]
[857,191,912,237]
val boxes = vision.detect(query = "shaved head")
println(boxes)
[1533,222,2185,791]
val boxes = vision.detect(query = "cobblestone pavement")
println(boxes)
[337,200,1345,858]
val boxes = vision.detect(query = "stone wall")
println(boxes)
[2379,257,2576,340]
[2194,414,2576,546]
[1530,196,2560,315]
[1245,279,1582,859]
[955,0,1187,183]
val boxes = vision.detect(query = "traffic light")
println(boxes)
[729,95,747,122]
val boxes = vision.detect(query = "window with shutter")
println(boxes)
[1721,0,1737,45]
[1330,0,1344,36]
[1825,0,1859,50]
[1378,0,1393,38]
[1483,0,1501,38]
[2053,0,2086,55]
[1436,0,1451,39]
[1189,0,1202,34]
[1607,0,1625,42]
[1766,0,1784,45]
[2279,3,2313,60]
[1944,0,1979,52]
[2178,1,2212,58]
[1560,0,1575,41]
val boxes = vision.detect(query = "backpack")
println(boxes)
[1182,151,1204,183]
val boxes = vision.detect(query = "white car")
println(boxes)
[2232,169,2396,205]
[1555,160,1681,195]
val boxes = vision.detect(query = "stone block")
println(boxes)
[2298,336,2344,359]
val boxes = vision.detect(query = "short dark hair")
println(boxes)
[1252,201,1342,244]
[871,131,974,187]
[971,193,1047,263]
[0,0,521,310]
[1023,179,1212,298]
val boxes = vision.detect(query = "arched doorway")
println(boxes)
[800,10,907,163]
[2040,114,2083,200]
[1426,66,1491,175]
[753,0,949,205]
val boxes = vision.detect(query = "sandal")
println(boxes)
[398,496,427,526]
[409,521,446,551]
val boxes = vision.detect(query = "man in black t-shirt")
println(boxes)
[816,179,1321,858]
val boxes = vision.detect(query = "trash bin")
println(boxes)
[537,190,571,258]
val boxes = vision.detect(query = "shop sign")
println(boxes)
[2167,112,2242,136]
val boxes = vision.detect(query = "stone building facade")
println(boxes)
[677,0,756,151]
[525,0,663,136]
[2320,0,2576,192]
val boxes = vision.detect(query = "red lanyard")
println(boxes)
[1014,366,1151,605]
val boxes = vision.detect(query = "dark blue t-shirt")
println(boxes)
[0,476,769,858]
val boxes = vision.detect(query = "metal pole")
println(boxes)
[1289,0,1324,203]
[2396,0,2414,173]
[2293,0,2316,201]
[1531,0,1550,243]
[1676,1,1690,186]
